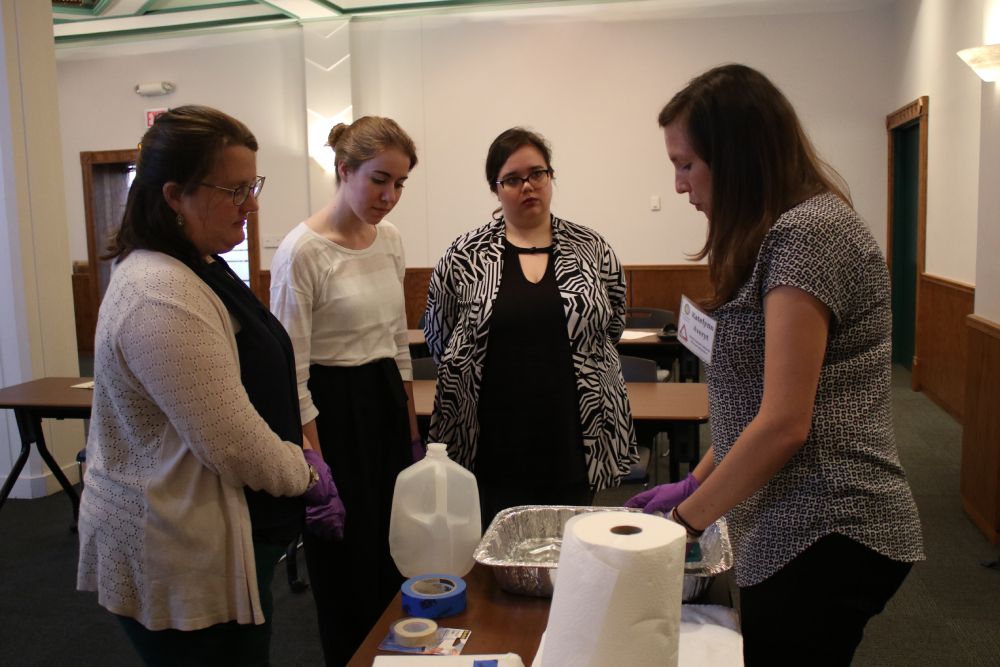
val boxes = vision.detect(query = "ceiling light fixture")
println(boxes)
[134,81,176,97]
[957,44,1000,82]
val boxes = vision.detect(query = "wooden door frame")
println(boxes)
[886,96,928,390]
[80,148,139,313]
[81,149,263,302]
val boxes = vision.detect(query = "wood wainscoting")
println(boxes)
[72,263,713,353]
[961,315,1000,544]
[268,264,710,332]
[626,264,711,312]
[913,273,976,421]
[72,261,96,355]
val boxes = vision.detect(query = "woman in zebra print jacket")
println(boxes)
[424,128,638,527]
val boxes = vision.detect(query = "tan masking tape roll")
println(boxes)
[392,617,438,647]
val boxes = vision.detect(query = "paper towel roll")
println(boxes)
[539,511,686,667]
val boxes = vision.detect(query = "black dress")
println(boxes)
[475,240,589,528]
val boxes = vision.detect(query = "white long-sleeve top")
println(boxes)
[76,250,311,631]
[269,221,413,425]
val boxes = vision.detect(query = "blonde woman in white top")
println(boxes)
[270,116,420,667]
[77,106,341,667]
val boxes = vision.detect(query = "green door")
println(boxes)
[891,123,919,369]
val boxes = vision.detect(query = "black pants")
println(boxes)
[305,360,412,667]
[116,542,286,667]
[740,533,912,666]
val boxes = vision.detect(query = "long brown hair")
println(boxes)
[105,105,258,269]
[658,64,849,309]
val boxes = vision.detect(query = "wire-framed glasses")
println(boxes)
[496,168,553,190]
[199,175,265,205]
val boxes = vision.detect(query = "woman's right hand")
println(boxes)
[624,472,700,515]
[302,449,346,540]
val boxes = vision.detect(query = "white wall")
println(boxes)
[350,4,896,266]
[890,0,984,284]
[55,3,896,270]
[1,0,82,496]
[974,0,1000,320]
[56,26,311,269]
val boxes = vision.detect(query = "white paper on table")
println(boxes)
[373,654,524,666]
[533,605,743,667]
[71,381,95,389]
[619,329,656,340]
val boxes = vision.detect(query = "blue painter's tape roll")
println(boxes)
[400,574,467,619]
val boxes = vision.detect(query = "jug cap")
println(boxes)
[426,442,448,458]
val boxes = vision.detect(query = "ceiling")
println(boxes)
[51,0,888,44]
[51,0,511,43]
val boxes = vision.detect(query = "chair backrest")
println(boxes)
[625,307,676,330]
[412,356,438,380]
[619,354,657,382]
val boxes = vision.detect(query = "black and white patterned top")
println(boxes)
[424,215,638,492]
[708,192,925,587]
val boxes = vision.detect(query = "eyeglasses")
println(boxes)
[199,175,265,206]
[495,168,553,190]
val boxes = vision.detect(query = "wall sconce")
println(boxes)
[134,81,176,97]
[957,44,1000,82]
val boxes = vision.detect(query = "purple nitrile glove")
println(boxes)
[305,495,346,541]
[411,437,426,463]
[623,472,700,515]
[302,449,346,541]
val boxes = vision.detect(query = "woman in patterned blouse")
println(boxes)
[627,65,924,665]
[424,128,637,528]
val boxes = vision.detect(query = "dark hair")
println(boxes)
[484,127,553,195]
[658,64,849,309]
[327,116,417,184]
[105,105,258,268]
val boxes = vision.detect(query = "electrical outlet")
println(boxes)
[650,195,661,211]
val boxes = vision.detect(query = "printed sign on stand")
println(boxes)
[677,294,717,365]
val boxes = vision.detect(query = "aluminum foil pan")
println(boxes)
[473,505,732,601]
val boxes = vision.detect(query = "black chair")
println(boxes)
[281,537,309,593]
[623,309,675,382]
[412,357,438,380]
[618,354,669,485]
[625,307,675,330]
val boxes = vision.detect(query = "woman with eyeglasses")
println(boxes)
[626,65,924,665]
[77,105,343,667]
[424,127,637,529]
[269,116,420,667]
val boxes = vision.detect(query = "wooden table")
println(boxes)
[348,554,735,665]
[407,329,699,381]
[0,377,93,525]
[412,380,708,482]
[347,565,549,666]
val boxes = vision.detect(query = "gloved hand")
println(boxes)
[623,472,700,515]
[302,449,346,541]
[411,437,426,463]
[306,494,346,541]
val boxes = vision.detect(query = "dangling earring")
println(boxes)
[176,213,185,227]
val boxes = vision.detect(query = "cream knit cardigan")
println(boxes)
[77,250,310,631]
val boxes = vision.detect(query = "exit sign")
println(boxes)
[146,108,167,127]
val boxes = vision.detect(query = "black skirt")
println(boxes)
[302,358,412,667]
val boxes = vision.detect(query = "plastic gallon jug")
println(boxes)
[389,443,481,578]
